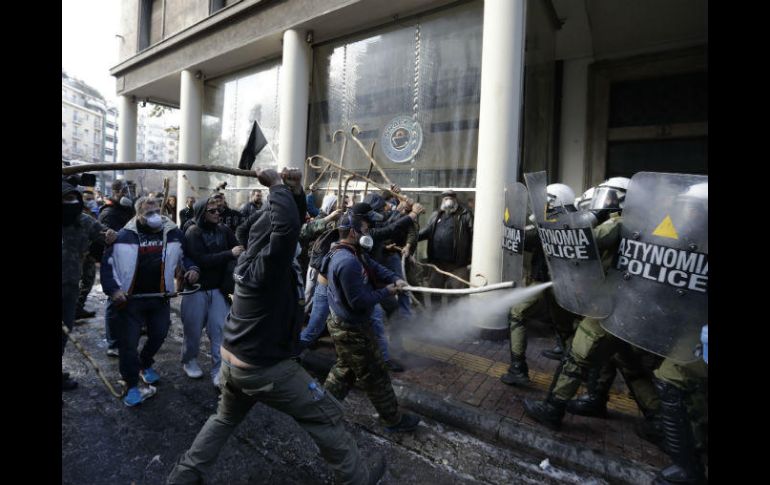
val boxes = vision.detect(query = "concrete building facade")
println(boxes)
[62,71,119,192]
[110,0,707,312]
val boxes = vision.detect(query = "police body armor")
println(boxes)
[524,171,611,317]
[502,182,528,287]
[601,172,708,363]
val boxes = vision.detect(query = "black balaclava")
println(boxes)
[62,181,83,226]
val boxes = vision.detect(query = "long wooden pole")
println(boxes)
[62,162,261,179]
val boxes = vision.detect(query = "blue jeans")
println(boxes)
[117,298,171,388]
[181,289,229,380]
[301,283,391,361]
[382,253,412,318]
[300,283,330,344]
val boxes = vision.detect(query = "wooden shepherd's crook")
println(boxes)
[333,129,348,197]
[350,125,393,186]
[307,154,409,203]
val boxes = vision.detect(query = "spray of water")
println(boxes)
[394,282,554,344]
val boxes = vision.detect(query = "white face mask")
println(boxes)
[120,196,133,207]
[145,213,162,229]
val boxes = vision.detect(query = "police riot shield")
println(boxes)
[601,173,708,363]
[524,171,611,317]
[502,182,528,286]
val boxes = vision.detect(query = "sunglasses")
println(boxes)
[206,208,222,214]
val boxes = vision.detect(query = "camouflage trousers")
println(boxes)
[508,285,578,358]
[551,317,661,416]
[324,312,401,427]
[77,256,97,311]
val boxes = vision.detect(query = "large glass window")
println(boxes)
[307,1,483,196]
[202,61,281,207]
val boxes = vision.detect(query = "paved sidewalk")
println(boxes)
[310,316,669,472]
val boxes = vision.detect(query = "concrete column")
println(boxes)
[117,95,137,164]
[558,57,593,194]
[469,0,527,328]
[177,69,203,222]
[277,29,311,172]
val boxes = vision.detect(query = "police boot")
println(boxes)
[500,353,530,386]
[635,410,664,450]
[523,396,566,431]
[541,343,564,361]
[566,366,608,418]
[652,379,706,485]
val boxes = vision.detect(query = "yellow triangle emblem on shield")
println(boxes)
[653,215,679,239]
[504,207,510,224]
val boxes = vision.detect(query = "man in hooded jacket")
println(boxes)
[180,197,244,386]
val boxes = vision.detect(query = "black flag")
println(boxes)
[238,121,268,170]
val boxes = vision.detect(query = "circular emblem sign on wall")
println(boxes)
[381,116,423,163]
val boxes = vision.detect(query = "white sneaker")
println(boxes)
[183,361,204,379]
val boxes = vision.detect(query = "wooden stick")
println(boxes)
[386,243,475,288]
[62,324,122,399]
[182,174,200,196]
[410,256,475,287]
[350,125,393,186]
[160,177,170,217]
[62,162,262,179]
[333,130,347,197]
[401,251,425,310]
[363,142,376,197]
[307,154,409,203]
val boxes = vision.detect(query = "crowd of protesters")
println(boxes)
[62,171,476,484]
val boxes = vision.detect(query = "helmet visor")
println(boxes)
[590,187,622,211]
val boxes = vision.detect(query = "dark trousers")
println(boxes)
[104,300,120,350]
[77,257,96,311]
[62,283,79,356]
[166,359,367,485]
[117,298,171,388]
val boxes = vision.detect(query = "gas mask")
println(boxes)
[358,233,374,252]
[440,198,458,213]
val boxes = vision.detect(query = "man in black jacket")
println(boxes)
[167,168,382,485]
[99,180,135,231]
[97,179,136,357]
[180,197,244,386]
[212,193,243,234]
[418,190,474,305]
[238,189,262,219]
[179,197,196,229]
